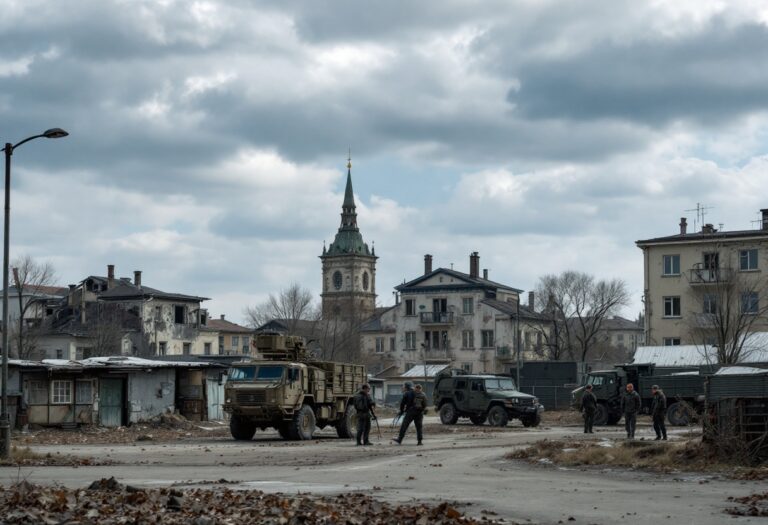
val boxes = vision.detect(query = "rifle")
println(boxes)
[371,410,382,441]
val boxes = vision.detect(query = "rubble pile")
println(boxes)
[0,478,506,524]
[726,492,768,517]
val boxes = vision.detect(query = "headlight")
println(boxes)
[225,398,231,404]
[505,398,520,404]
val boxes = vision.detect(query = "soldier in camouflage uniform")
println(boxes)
[393,383,427,445]
[353,384,376,446]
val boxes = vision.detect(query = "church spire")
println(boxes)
[340,152,357,230]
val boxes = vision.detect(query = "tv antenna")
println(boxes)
[685,203,714,232]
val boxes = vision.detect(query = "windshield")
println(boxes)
[484,378,516,391]
[587,375,606,386]
[228,365,284,381]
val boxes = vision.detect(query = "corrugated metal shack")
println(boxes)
[11,356,226,428]
[705,367,768,462]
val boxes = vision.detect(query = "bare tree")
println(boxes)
[10,255,57,359]
[531,293,568,361]
[686,255,768,364]
[244,283,320,331]
[534,271,630,362]
[87,303,138,357]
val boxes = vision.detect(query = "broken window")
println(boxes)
[174,305,185,324]
[76,381,93,404]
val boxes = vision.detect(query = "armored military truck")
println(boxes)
[223,334,366,441]
[433,369,543,427]
[571,363,705,426]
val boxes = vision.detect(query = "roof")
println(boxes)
[599,316,643,331]
[11,356,224,371]
[208,318,254,334]
[359,306,396,332]
[322,166,374,258]
[400,364,449,378]
[715,366,768,376]
[481,299,551,321]
[396,268,522,294]
[637,228,768,246]
[98,282,209,302]
[633,342,768,367]
[2,285,68,298]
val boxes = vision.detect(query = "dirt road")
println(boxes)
[3,419,766,524]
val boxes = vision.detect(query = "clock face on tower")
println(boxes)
[333,271,342,290]
[362,271,369,291]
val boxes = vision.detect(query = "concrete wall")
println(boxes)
[127,369,175,423]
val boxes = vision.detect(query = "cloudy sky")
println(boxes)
[3,0,768,324]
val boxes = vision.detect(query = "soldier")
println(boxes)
[651,385,668,441]
[580,384,597,434]
[392,382,427,445]
[353,383,376,446]
[620,383,641,439]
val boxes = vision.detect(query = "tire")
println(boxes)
[229,416,256,441]
[667,402,692,426]
[593,404,609,426]
[469,414,486,426]
[487,405,509,427]
[439,403,459,425]
[521,414,541,428]
[288,404,317,440]
[336,403,356,439]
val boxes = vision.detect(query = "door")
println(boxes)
[206,377,225,420]
[469,379,486,410]
[99,378,124,427]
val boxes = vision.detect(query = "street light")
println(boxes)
[0,128,68,459]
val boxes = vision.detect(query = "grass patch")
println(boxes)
[506,438,724,472]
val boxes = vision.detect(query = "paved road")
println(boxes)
[3,422,766,525]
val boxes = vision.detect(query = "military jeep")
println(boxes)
[433,369,543,427]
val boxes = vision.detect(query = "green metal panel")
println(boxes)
[99,378,124,427]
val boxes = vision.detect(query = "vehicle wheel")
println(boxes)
[439,403,459,425]
[606,413,621,426]
[487,406,509,427]
[336,403,356,439]
[229,416,256,441]
[277,422,291,440]
[469,414,486,426]
[593,404,609,426]
[289,404,317,440]
[667,402,692,426]
[521,414,541,428]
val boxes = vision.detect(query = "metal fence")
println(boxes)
[518,385,575,410]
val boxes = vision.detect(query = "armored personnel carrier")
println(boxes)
[223,334,366,441]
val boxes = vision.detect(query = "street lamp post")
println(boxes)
[0,128,68,459]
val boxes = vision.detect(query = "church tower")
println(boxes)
[320,157,377,320]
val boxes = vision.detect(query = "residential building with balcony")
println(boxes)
[360,252,551,375]
[636,209,768,347]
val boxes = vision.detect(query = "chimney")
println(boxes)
[702,223,715,234]
[134,270,142,287]
[424,254,433,275]
[761,209,768,230]
[483,268,488,280]
[107,264,115,289]
[220,314,225,320]
[469,252,480,278]
[679,217,687,235]
[528,291,534,311]
[68,284,76,307]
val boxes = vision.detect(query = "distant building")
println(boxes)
[208,315,254,355]
[360,253,551,375]
[636,209,768,346]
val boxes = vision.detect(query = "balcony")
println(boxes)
[419,311,454,325]
[423,347,454,361]
[689,265,733,285]
[495,346,517,362]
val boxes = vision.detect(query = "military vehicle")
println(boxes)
[433,369,543,427]
[571,363,706,426]
[223,334,366,441]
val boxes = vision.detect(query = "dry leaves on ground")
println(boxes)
[0,478,509,525]
[726,492,768,517]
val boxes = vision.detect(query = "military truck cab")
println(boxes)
[571,370,624,425]
[434,369,543,427]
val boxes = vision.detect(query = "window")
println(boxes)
[200,313,207,325]
[663,338,681,346]
[51,380,72,404]
[740,249,758,271]
[28,381,48,405]
[524,332,532,349]
[242,336,250,353]
[405,299,416,316]
[183,343,191,355]
[481,330,494,348]
[375,337,385,353]
[432,298,447,313]
[425,330,448,350]
[76,381,93,404]
[704,252,719,270]
[232,336,239,349]
[741,292,759,314]
[204,343,212,356]
[405,362,415,371]
[663,296,681,317]
[462,297,474,315]
[455,379,467,389]
[158,341,167,356]
[174,305,185,324]
[389,337,395,352]
[470,379,484,391]
[461,363,473,373]
[405,331,416,350]
[55,349,63,359]
[462,330,474,349]
[663,255,680,276]
[703,293,718,314]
